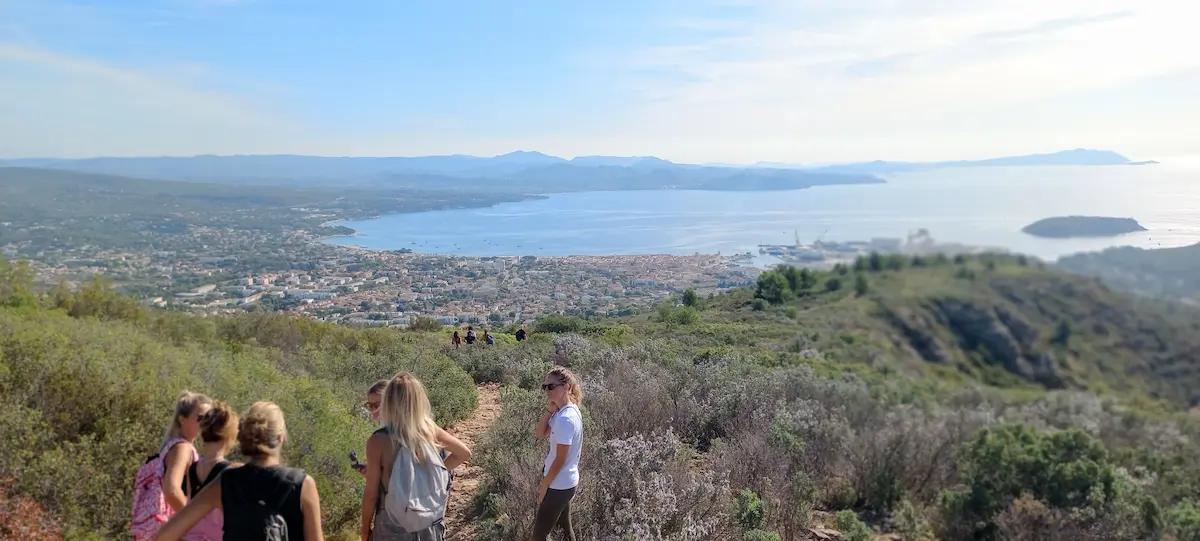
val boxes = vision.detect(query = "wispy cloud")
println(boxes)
[0,43,301,157]
[609,0,1200,161]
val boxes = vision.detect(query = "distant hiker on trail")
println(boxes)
[464,326,477,345]
[132,392,212,541]
[451,331,462,349]
[182,400,241,541]
[532,367,583,541]
[361,372,472,541]
[155,401,326,541]
[483,329,494,345]
[515,327,527,342]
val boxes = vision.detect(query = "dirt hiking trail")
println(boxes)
[445,383,501,541]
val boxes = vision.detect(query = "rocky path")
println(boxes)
[444,384,501,540]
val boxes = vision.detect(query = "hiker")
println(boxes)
[451,331,462,349]
[182,400,241,541]
[464,326,476,345]
[483,329,494,345]
[361,372,472,541]
[155,402,325,541]
[515,327,527,342]
[531,367,583,541]
[354,380,389,477]
[131,392,212,541]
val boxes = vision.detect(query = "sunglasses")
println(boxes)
[541,383,564,391]
[364,401,381,410]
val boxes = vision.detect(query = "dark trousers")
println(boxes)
[532,486,576,541]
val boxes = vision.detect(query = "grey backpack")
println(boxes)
[385,441,450,532]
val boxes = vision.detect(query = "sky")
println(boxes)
[1,0,1198,164]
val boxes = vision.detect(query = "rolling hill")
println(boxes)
[1057,242,1200,302]
[641,254,1200,408]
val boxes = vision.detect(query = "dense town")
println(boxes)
[7,240,760,326]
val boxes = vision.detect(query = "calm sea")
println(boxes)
[326,160,1200,262]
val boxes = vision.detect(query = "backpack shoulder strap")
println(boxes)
[186,462,201,496]
[157,438,189,475]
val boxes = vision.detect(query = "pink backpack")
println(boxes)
[131,438,196,541]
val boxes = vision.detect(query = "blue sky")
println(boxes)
[1,0,1198,163]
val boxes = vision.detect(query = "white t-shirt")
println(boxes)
[543,404,582,490]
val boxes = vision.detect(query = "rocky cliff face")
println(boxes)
[884,297,1062,387]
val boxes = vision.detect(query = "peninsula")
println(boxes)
[1021,216,1147,238]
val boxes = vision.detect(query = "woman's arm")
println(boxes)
[161,444,191,512]
[436,428,472,470]
[153,477,222,541]
[538,444,570,504]
[534,410,553,440]
[360,435,383,541]
[302,475,325,541]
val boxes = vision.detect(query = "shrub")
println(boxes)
[659,305,700,327]
[756,272,792,305]
[407,315,442,331]
[893,499,935,541]
[683,289,700,307]
[743,530,781,541]
[736,489,767,531]
[1169,500,1200,541]
[938,424,1118,540]
[534,314,585,334]
[854,273,869,296]
[825,278,843,292]
[834,510,873,541]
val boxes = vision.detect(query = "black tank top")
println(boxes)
[186,460,230,497]
[220,463,307,540]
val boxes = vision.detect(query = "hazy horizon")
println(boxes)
[3,0,1198,163]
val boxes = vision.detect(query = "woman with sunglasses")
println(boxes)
[532,366,583,541]
[354,380,389,477]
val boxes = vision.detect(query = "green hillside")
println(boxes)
[640,253,1200,407]
[1057,242,1200,302]
[7,254,1200,540]
[458,254,1200,541]
[0,258,476,539]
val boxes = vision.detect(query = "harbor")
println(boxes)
[757,229,1005,267]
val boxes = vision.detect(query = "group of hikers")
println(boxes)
[133,366,583,541]
[451,325,528,348]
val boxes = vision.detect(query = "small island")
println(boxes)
[1021,216,1147,238]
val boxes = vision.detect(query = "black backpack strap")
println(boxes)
[187,462,202,496]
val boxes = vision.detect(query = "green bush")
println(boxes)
[743,530,781,541]
[939,424,1118,540]
[756,271,792,305]
[736,489,767,531]
[834,510,873,541]
[1170,500,1200,541]
[534,314,585,334]
[407,315,443,331]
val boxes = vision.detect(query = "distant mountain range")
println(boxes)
[0,151,879,192]
[0,148,1137,192]
[760,149,1136,174]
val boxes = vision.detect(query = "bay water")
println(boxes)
[326,160,1200,262]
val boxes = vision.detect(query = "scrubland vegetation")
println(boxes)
[7,253,1200,540]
